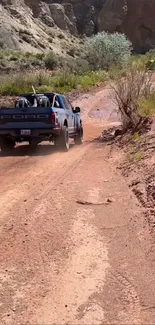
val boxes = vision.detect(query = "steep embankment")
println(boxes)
[0,0,79,54]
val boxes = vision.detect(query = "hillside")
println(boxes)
[0,0,80,55]
[0,0,155,53]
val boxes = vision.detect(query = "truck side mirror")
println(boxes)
[73,106,80,113]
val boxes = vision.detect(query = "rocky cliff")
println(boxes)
[0,0,155,53]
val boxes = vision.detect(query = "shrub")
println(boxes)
[48,37,53,43]
[58,33,65,39]
[9,54,19,61]
[35,53,45,61]
[22,34,31,43]
[84,32,132,70]
[108,65,124,80]
[78,70,108,90]
[111,62,152,130]
[51,72,78,93]
[75,58,90,73]
[0,75,30,95]
[67,47,76,57]
[44,51,58,70]
[59,57,90,74]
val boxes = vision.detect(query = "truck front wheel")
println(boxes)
[55,126,69,151]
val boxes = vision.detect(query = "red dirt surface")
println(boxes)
[0,86,155,325]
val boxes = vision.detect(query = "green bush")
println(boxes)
[58,57,90,74]
[0,50,46,72]
[35,53,45,60]
[84,32,132,70]
[75,59,90,73]
[44,51,58,70]
[51,72,78,93]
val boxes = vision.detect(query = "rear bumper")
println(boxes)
[0,127,61,139]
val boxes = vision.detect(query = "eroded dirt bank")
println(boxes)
[0,88,155,325]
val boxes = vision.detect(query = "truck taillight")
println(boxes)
[50,113,56,124]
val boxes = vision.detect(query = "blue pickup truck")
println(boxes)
[0,92,83,152]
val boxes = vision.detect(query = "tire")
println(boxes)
[55,126,70,151]
[0,139,15,153]
[29,140,38,148]
[74,124,83,145]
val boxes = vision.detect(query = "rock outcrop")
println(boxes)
[49,3,77,34]
[97,0,155,53]
[67,0,155,53]
[0,0,155,53]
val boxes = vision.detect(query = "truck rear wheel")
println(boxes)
[55,126,69,151]
[74,125,83,145]
[0,139,15,153]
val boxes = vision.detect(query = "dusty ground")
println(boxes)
[0,87,155,325]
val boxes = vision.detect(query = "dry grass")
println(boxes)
[110,62,153,131]
[0,70,108,96]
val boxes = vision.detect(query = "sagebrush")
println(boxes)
[111,62,153,130]
[84,32,132,70]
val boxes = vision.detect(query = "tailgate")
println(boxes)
[0,107,54,129]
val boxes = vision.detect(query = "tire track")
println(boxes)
[108,270,141,324]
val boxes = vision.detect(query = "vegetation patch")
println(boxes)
[138,92,155,117]
[110,60,154,132]
[84,32,132,70]
[0,70,108,96]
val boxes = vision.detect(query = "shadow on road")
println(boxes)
[0,143,75,157]
[0,134,106,158]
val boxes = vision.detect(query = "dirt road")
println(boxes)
[0,88,155,325]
